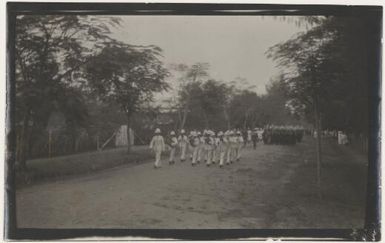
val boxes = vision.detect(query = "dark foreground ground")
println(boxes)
[16,136,367,229]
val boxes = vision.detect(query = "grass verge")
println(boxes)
[16,146,153,187]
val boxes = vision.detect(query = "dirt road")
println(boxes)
[16,137,367,229]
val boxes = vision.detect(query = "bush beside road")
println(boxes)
[16,146,153,187]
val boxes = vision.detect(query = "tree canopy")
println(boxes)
[84,44,169,117]
[14,15,169,164]
[267,16,370,134]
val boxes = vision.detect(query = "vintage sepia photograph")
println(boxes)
[5,2,382,241]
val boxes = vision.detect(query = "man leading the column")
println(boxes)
[149,128,165,169]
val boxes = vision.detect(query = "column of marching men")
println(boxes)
[149,128,244,169]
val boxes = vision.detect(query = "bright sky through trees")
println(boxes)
[110,16,307,100]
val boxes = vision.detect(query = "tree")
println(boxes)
[268,15,381,237]
[84,43,169,152]
[267,17,342,199]
[268,16,372,134]
[173,62,210,129]
[176,78,233,131]
[267,16,376,200]
[199,80,232,129]
[229,90,261,129]
[15,15,120,169]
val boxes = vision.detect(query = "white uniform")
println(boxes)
[191,136,200,165]
[197,136,205,163]
[149,135,165,168]
[225,134,232,164]
[178,134,189,161]
[338,131,343,144]
[188,134,194,161]
[235,135,244,161]
[217,136,227,167]
[205,136,214,165]
[247,130,252,144]
[257,130,263,140]
[169,136,178,163]
[230,135,238,162]
[212,137,220,163]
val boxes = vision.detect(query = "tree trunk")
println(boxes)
[177,106,183,130]
[96,134,100,150]
[180,73,198,130]
[75,136,80,153]
[223,106,231,130]
[203,112,210,129]
[314,96,322,199]
[126,114,132,153]
[181,106,188,129]
[180,96,191,130]
[18,111,31,170]
[48,129,52,158]
[243,112,249,131]
[363,15,381,240]
[15,133,20,163]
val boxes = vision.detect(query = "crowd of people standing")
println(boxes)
[262,125,304,145]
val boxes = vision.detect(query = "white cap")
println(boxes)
[170,131,175,135]
[155,128,161,134]
[181,129,185,134]
[218,131,223,136]
[197,131,201,135]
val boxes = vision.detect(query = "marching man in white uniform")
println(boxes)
[205,130,215,166]
[190,131,200,166]
[212,131,220,164]
[247,129,252,146]
[230,130,238,163]
[149,128,165,169]
[178,129,189,162]
[235,130,244,161]
[197,131,205,164]
[202,130,208,163]
[168,131,178,165]
[217,131,227,168]
[202,130,209,164]
[225,130,233,165]
[188,130,195,161]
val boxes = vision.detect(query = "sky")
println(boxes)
[110,16,307,101]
